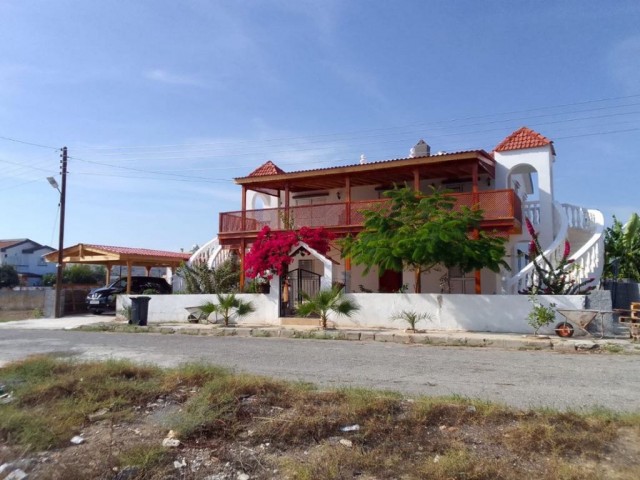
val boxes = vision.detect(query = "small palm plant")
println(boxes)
[392,310,432,332]
[297,286,360,329]
[200,293,255,326]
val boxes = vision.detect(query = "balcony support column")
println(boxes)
[413,168,420,192]
[241,186,247,231]
[239,238,246,291]
[284,184,290,229]
[277,189,281,229]
[345,176,351,226]
[472,162,482,294]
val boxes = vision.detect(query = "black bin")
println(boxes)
[129,296,151,326]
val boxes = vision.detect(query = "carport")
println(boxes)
[44,244,191,293]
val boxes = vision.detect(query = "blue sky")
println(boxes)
[1,0,639,253]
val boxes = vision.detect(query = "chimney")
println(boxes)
[409,139,430,158]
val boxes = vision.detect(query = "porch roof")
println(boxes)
[43,243,190,269]
[235,150,495,194]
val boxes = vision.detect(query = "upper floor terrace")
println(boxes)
[217,148,523,245]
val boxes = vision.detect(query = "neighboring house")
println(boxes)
[192,127,604,313]
[0,239,56,286]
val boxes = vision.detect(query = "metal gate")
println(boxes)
[279,268,321,317]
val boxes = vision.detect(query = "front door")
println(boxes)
[379,269,403,293]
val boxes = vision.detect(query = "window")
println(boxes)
[447,266,474,294]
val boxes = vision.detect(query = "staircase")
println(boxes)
[503,201,605,294]
[172,237,232,291]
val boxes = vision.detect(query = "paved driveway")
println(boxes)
[1,327,638,412]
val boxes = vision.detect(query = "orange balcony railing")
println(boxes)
[219,189,522,235]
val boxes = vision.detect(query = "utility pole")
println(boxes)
[54,147,68,318]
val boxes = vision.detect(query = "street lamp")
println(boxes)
[46,176,59,191]
[48,147,67,318]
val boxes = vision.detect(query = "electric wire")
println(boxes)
[70,92,640,152]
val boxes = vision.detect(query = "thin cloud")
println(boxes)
[328,62,387,103]
[609,35,640,93]
[145,69,205,87]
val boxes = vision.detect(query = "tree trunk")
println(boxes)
[414,268,422,293]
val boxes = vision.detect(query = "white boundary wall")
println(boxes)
[119,291,585,334]
[118,288,280,325]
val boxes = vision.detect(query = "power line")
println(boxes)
[73,171,232,183]
[69,92,640,152]
[0,135,59,151]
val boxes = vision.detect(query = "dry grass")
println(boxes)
[1,356,639,479]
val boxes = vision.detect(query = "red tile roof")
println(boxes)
[0,238,26,248]
[84,244,191,260]
[0,239,28,250]
[494,127,555,154]
[248,161,286,177]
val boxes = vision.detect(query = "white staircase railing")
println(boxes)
[565,207,604,288]
[503,202,605,294]
[503,201,568,294]
[189,236,223,268]
[172,236,230,292]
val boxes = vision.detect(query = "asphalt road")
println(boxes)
[1,328,639,412]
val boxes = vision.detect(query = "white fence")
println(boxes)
[118,291,585,335]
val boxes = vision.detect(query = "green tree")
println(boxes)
[296,286,360,329]
[200,293,255,326]
[178,256,240,294]
[43,266,105,286]
[341,187,509,293]
[64,265,105,284]
[0,265,19,288]
[604,213,640,281]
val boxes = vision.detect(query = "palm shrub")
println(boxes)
[296,286,360,329]
[200,293,255,326]
[178,256,240,294]
[392,310,432,332]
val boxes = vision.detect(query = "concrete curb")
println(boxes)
[71,322,640,354]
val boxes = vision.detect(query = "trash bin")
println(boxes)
[129,296,151,326]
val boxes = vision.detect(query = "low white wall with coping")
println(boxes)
[118,288,280,325]
[118,290,585,334]
[339,293,585,334]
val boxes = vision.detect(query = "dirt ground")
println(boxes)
[0,310,34,322]
[2,391,640,480]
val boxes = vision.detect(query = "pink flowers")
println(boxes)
[245,226,334,280]
[525,217,537,238]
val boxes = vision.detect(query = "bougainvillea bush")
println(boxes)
[244,226,334,280]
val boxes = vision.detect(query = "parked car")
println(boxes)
[86,276,172,314]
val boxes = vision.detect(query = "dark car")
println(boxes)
[86,276,172,314]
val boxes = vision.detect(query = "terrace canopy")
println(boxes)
[44,244,190,293]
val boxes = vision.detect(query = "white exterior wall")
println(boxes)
[494,146,555,247]
[120,291,585,335]
[1,242,56,284]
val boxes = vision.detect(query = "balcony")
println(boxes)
[219,189,522,241]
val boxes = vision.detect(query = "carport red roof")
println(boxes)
[84,244,191,260]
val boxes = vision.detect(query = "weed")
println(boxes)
[603,343,625,354]
[1,357,638,479]
[117,443,169,469]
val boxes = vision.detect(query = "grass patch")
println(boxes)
[1,356,639,479]
[117,443,169,470]
[603,343,625,354]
